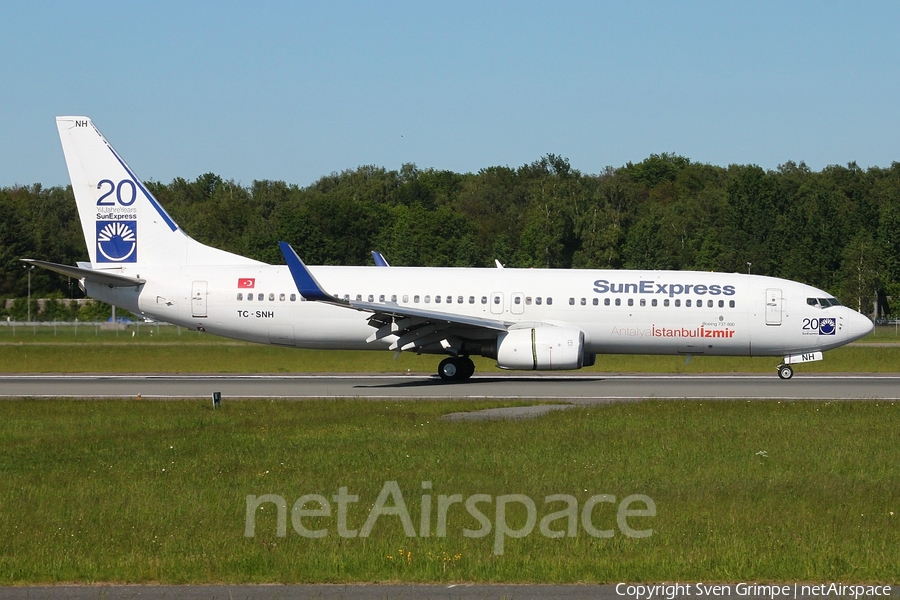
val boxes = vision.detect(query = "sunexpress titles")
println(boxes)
[592,280,737,298]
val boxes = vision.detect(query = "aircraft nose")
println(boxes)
[845,307,874,343]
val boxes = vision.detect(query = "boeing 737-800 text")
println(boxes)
[24,117,874,380]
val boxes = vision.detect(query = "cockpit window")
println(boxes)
[809,297,842,308]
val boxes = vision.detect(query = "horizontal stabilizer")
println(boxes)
[21,259,145,287]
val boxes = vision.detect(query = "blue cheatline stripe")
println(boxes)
[279,241,332,301]
[105,144,179,232]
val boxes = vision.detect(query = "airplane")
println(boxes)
[25,116,874,381]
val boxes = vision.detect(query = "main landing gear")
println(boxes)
[777,364,794,380]
[438,356,476,381]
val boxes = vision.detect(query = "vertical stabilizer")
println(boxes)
[56,116,262,268]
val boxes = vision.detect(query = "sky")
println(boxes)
[3,1,900,188]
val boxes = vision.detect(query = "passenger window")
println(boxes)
[569,298,575,305]
[729,300,735,308]
[290,294,296,301]
[652,299,657,307]
[547,298,553,305]
[707,300,713,308]
[343,294,349,301]
[592,298,598,306]
[627,298,633,307]
[664,299,669,307]
[269,293,274,301]
[258,293,264,301]
[379,295,385,302]
[526,297,532,305]
[447,296,452,304]
[615,298,621,306]
[414,295,420,303]
[237,293,243,301]
[718,300,724,308]
[402,295,408,303]
[640,298,646,307]
[493,296,500,304]
[279,293,285,301]
[604,298,610,306]
[580,298,586,306]
[686,299,692,307]
[247,293,253,301]
[675,299,681,307]
[425,295,431,303]
[368,295,374,302]
[435,295,441,303]
[356,294,362,302]
[514,296,521,305]
[536,297,542,305]
[458,296,464,304]
[390,295,397,302]
[468,296,475,304]
[481,296,488,304]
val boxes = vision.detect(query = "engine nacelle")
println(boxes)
[496,325,585,370]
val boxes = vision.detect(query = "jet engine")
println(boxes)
[496,325,586,370]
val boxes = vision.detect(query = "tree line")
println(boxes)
[2,153,897,319]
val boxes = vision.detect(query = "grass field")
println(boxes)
[1,325,896,584]
[0,398,897,584]
[0,324,897,374]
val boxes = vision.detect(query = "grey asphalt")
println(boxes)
[0,373,898,401]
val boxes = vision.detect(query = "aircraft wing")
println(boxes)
[21,259,146,287]
[279,242,510,352]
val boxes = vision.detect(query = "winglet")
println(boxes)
[279,241,341,302]
[372,250,391,267]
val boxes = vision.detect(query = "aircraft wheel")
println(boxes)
[438,357,462,381]
[438,356,475,381]
[459,356,476,379]
[777,364,794,380]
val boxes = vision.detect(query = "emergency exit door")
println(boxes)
[192,281,208,318]
[765,288,782,325]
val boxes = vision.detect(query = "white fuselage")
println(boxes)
[87,265,872,358]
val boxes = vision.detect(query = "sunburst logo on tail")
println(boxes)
[96,221,138,262]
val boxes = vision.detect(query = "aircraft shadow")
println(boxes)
[354,376,607,389]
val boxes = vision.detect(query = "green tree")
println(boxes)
[836,231,883,315]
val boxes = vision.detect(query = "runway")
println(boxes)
[1,373,898,401]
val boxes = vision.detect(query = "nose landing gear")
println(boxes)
[777,364,794,380]
[438,356,476,381]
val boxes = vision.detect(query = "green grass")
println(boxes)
[0,399,898,584]
[0,324,897,374]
